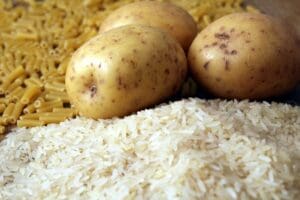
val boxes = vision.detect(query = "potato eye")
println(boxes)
[90,85,97,98]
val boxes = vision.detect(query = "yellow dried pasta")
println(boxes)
[0,125,5,134]
[6,79,23,94]
[0,104,5,113]
[20,85,42,104]
[17,119,44,127]
[45,91,69,103]
[0,0,251,134]
[0,65,26,94]
[36,99,63,113]
[10,102,25,123]
[39,115,69,124]
[23,103,36,114]
[7,86,25,102]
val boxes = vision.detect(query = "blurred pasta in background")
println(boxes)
[0,0,259,134]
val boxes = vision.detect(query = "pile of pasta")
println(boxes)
[0,0,256,135]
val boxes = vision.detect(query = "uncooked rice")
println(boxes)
[0,98,299,199]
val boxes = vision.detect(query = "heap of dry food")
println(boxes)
[0,0,256,135]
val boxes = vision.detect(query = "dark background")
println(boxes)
[245,0,300,105]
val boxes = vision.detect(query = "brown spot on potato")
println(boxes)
[111,99,116,103]
[203,35,208,39]
[174,57,178,64]
[277,49,282,55]
[134,82,139,88]
[113,38,120,43]
[230,28,235,33]
[215,77,221,82]
[117,76,127,90]
[212,42,218,46]
[251,48,255,52]
[203,61,210,70]
[98,63,101,68]
[219,44,227,49]
[130,60,137,68]
[225,60,230,71]
[215,32,230,40]
[245,40,251,43]
[90,85,97,98]
[204,44,209,48]
[260,29,265,33]
[132,49,138,53]
[164,68,170,75]
[219,26,225,31]
[101,46,106,50]
[231,50,237,55]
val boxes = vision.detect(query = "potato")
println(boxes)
[188,13,300,100]
[99,1,197,51]
[65,25,187,119]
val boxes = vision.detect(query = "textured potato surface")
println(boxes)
[66,25,187,119]
[100,1,198,51]
[188,13,300,99]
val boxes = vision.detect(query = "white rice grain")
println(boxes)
[0,98,299,200]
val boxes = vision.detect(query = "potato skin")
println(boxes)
[66,25,187,119]
[99,1,197,51]
[188,13,300,100]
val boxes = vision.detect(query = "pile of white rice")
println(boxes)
[0,98,299,199]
